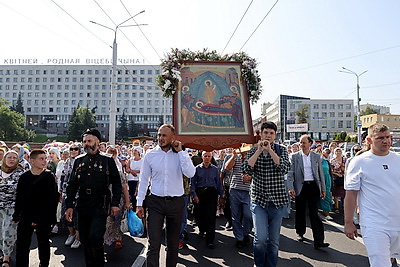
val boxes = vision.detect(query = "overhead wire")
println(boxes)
[222,0,254,54]
[120,0,162,60]
[239,0,279,51]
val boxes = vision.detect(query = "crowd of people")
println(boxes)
[0,121,398,267]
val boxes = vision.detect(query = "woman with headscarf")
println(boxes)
[11,145,30,171]
[0,150,25,267]
[103,147,130,250]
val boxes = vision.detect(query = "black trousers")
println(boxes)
[295,181,325,244]
[78,208,107,267]
[128,180,138,210]
[196,187,218,245]
[223,185,232,225]
[15,219,51,267]
[146,194,184,267]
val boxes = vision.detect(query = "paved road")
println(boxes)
[20,209,397,267]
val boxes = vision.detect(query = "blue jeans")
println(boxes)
[230,188,252,241]
[251,202,284,267]
[179,194,189,241]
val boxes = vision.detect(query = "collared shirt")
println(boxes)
[190,163,224,198]
[300,150,314,181]
[136,146,196,206]
[242,144,290,208]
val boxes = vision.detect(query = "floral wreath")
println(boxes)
[157,48,262,104]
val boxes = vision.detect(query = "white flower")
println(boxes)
[164,80,172,90]
[171,69,182,81]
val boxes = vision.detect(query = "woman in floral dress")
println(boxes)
[0,150,25,267]
[330,148,346,212]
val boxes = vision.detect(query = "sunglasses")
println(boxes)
[70,147,80,151]
[353,149,361,153]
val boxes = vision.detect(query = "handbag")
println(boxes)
[127,209,144,237]
[120,210,129,233]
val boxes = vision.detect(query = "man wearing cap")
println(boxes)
[65,129,122,267]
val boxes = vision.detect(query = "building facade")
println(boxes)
[259,95,355,142]
[360,103,390,115]
[0,64,172,139]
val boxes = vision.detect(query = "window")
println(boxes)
[330,120,335,128]
[139,100,144,105]
[148,70,152,75]
[346,104,352,109]
[330,104,335,109]
[346,112,351,118]
[321,104,327,109]
[140,78,145,82]
[322,112,327,118]
[147,78,152,83]
[139,93,144,98]
[338,112,343,117]
[338,120,343,128]
[329,112,335,118]
[338,104,344,109]
[321,120,327,129]
[140,70,145,75]
[313,112,319,118]
[346,120,352,128]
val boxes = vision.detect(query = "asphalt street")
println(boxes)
[18,206,378,267]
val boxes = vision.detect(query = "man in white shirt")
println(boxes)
[136,124,196,267]
[345,123,400,267]
[287,134,329,249]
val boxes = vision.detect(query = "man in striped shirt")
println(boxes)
[224,149,252,249]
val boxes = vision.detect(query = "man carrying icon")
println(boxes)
[242,121,290,267]
[136,124,196,267]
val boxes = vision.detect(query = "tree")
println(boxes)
[117,112,129,140]
[0,99,35,141]
[361,106,378,116]
[67,107,96,141]
[333,131,348,141]
[128,120,139,137]
[295,105,309,124]
[10,92,24,115]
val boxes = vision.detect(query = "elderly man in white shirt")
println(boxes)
[136,124,195,267]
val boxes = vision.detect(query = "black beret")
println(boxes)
[82,128,101,141]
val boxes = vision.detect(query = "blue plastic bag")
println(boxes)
[127,209,144,237]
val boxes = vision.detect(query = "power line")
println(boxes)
[239,0,279,51]
[266,44,400,78]
[222,0,254,54]
[51,0,111,49]
[120,0,162,60]
[92,0,157,67]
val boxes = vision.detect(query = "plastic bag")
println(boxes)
[127,209,144,237]
[120,210,129,233]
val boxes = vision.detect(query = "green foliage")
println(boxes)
[128,120,139,137]
[345,135,352,142]
[351,136,358,143]
[10,92,24,115]
[118,112,129,139]
[0,101,35,141]
[361,106,378,116]
[67,107,96,141]
[333,131,354,142]
[295,105,309,124]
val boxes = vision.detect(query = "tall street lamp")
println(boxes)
[339,67,368,145]
[90,10,145,145]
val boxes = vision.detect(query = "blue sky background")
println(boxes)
[1,0,399,119]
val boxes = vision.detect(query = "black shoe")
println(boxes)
[235,240,243,249]
[243,235,251,245]
[198,231,204,238]
[297,235,305,242]
[207,243,215,249]
[225,222,232,230]
[314,242,330,249]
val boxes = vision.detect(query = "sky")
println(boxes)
[1,0,400,119]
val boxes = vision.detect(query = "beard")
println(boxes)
[84,144,98,154]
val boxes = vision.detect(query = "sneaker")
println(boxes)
[71,239,81,249]
[225,222,232,230]
[178,241,184,250]
[235,240,243,249]
[325,215,333,220]
[51,225,59,234]
[65,235,76,246]
[243,235,251,245]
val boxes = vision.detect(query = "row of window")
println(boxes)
[21,99,166,106]
[0,84,159,91]
[289,111,352,118]
[26,106,172,114]
[0,69,160,76]
[0,77,154,83]
[311,120,353,129]
[2,91,163,99]
[47,122,162,130]
[363,116,400,123]
[289,103,352,110]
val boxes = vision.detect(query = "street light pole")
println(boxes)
[90,10,145,145]
[339,67,368,145]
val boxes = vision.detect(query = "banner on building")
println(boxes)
[286,123,308,133]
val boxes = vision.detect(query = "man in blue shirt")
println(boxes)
[190,151,224,249]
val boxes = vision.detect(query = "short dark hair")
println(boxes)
[368,123,389,137]
[261,121,277,133]
[30,149,46,159]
